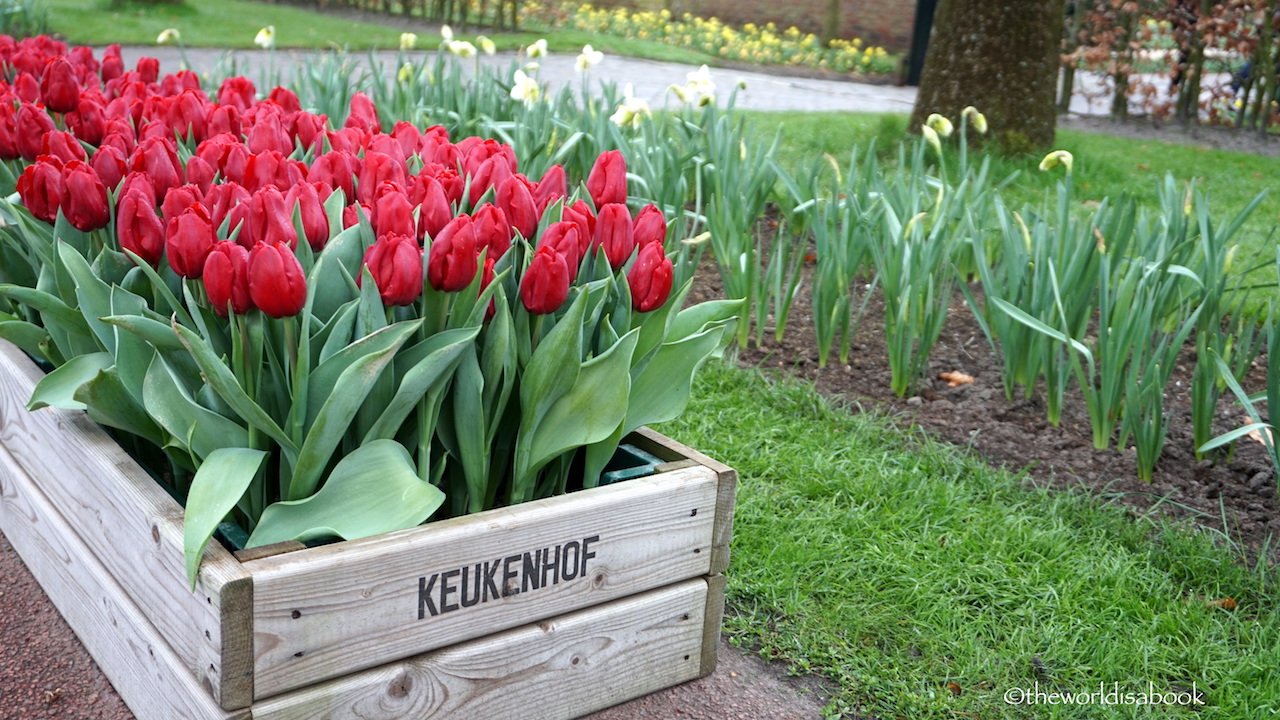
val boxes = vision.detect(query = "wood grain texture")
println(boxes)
[0,340,253,709]
[0,442,250,720]
[246,464,718,700]
[699,574,726,677]
[251,578,710,720]
[632,427,738,574]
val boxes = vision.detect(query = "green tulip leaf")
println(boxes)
[56,242,117,355]
[184,448,267,588]
[0,283,97,356]
[27,351,112,411]
[304,321,420,430]
[451,345,488,513]
[0,320,50,359]
[143,354,249,460]
[668,298,744,342]
[517,328,640,495]
[624,324,726,435]
[362,326,479,443]
[73,366,167,448]
[288,330,416,500]
[248,440,444,548]
[519,290,586,430]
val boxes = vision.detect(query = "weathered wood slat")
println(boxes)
[0,340,253,709]
[0,442,250,720]
[246,464,718,699]
[632,427,738,574]
[251,578,710,720]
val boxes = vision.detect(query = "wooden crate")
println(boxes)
[0,339,736,719]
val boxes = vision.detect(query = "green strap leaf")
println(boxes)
[27,351,112,411]
[362,326,479,443]
[73,366,167,448]
[143,354,249,460]
[184,448,267,588]
[305,320,420,430]
[0,320,51,362]
[248,440,444,548]
[624,324,727,434]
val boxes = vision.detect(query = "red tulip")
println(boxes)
[60,160,110,232]
[161,184,204,221]
[38,57,79,114]
[16,103,55,162]
[479,255,497,320]
[538,221,582,278]
[13,72,38,104]
[117,172,156,210]
[217,76,256,113]
[292,111,327,153]
[594,203,635,270]
[248,240,307,318]
[391,121,421,160]
[41,130,85,164]
[472,203,512,261]
[362,232,424,306]
[90,145,128,191]
[627,242,673,312]
[533,164,567,214]
[247,110,292,155]
[129,137,183,204]
[468,154,512,208]
[562,200,596,260]
[100,52,124,84]
[0,102,18,160]
[372,183,415,240]
[586,149,627,208]
[343,202,371,230]
[167,89,208,142]
[244,186,297,249]
[632,204,667,249]
[415,175,453,241]
[166,204,217,279]
[358,152,406,207]
[627,240,675,311]
[427,214,478,292]
[267,86,302,114]
[367,134,407,165]
[201,182,250,237]
[497,174,538,240]
[344,91,381,134]
[309,150,357,204]
[520,245,570,315]
[286,182,330,251]
[116,191,166,266]
[136,57,160,85]
[16,156,64,224]
[207,103,242,137]
[203,241,253,317]
[65,95,106,146]
[185,155,216,195]
[243,150,291,193]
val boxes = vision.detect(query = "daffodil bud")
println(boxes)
[1039,150,1073,174]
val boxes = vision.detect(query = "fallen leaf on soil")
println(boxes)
[947,681,963,696]
[938,371,974,387]
[1244,416,1273,446]
[1206,597,1237,610]
[1136,163,1151,170]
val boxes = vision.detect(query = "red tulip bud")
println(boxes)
[538,221,582,279]
[116,190,166,266]
[594,203,635,270]
[372,182,416,240]
[129,136,183,205]
[203,241,253,316]
[627,242,673,312]
[162,184,204,221]
[532,164,567,214]
[361,232,424,306]
[16,103,56,162]
[16,156,64,224]
[586,149,627,208]
[416,175,453,241]
[166,204,216,279]
[427,214,478,292]
[286,182,330,251]
[345,91,382,134]
[520,245,571,315]
[497,174,538,240]
[248,240,307,318]
[217,76,257,113]
[38,57,79,114]
[90,145,128,191]
[60,160,110,232]
[245,186,298,250]
[472,203,512,261]
[41,130,86,165]
[632,204,667,249]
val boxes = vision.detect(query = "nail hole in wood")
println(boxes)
[691,508,698,516]
[684,655,691,661]
[693,548,701,554]
[680,613,690,621]
[571,657,580,666]
[291,610,302,619]
[150,525,160,543]
[294,651,304,658]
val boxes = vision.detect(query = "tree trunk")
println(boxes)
[823,0,840,45]
[1058,0,1083,112]
[910,0,1066,152]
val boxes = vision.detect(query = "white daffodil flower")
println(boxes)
[441,25,453,42]
[1039,149,1073,174]
[156,28,181,45]
[920,124,941,156]
[477,35,496,56]
[399,33,417,51]
[510,68,541,105]
[962,106,988,134]
[684,64,716,106]
[527,38,548,59]
[925,113,954,138]
[254,25,276,50]
[575,44,604,72]
[610,83,650,129]
[448,40,477,59]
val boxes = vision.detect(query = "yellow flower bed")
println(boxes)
[521,1,898,76]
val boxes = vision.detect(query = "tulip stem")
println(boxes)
[530,314,544,353]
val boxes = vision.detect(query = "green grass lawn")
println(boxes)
[657,360,1280,719]
[41,0,715,63]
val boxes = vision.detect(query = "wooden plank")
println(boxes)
[252,578,710,720]
[699,574,726,677]
[0,442,250,720]
[0,340,253,709]
[246,465,718,699]
[632,427,738,575]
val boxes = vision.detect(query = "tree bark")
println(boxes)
[823,0,841,45]
[910,0,1066,152]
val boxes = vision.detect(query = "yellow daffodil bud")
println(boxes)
[254,25,275,50]
[157,28,181,45]
[399,32,417,51]
[925,113,954,138]
[1039,150,1073,174]
[962,106,988,134]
